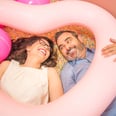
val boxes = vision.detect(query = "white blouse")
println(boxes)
[1,60,48,105]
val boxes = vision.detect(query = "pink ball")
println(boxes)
[0,28,11,62]
[16,0,50,5]
[0,24,4,28]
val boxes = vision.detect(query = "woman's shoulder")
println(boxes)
[0,60,19,73]
[42,66,56,72]
[0,60,11,79]
[48,67,59,77]
[0,60,10,67]
[0,60,11,72]
[47,67,57,72]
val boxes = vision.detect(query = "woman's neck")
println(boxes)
[23,57,41,69]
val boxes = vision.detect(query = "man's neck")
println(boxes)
[79,47,87,59]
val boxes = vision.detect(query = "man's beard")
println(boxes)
[66,45,85,61]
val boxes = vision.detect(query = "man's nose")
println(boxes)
[65,44,71,50]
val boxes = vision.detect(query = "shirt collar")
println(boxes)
[69,48,95,66]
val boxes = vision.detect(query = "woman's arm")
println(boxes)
[0,60,10,80]
[48,67,63,102]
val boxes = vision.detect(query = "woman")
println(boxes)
[0,36,63,105]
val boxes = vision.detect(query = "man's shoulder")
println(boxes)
[61,62,73,71]
[62,61,72,67]
[87,48,95,54]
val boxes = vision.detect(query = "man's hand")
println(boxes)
[102,38,116,62]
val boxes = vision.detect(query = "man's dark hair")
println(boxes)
[55,30,78,43]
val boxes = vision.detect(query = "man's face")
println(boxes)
[57,32,85,61]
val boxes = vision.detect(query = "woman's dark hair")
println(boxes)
[7,36,57,67]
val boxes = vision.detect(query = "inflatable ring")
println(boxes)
[0,1,116,116]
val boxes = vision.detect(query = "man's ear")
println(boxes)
[78,34,84,43]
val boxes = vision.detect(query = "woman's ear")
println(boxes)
[26,46,31,52]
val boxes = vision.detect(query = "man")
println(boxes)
[55,30,95,92]
[55,30,116,116]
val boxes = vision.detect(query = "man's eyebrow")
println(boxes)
[64,37,70,41]
[58,37,70,48]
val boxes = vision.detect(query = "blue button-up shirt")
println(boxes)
[61,48,94,93]
[60,48,116,116]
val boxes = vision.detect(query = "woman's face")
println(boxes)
[27,39,51,63]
